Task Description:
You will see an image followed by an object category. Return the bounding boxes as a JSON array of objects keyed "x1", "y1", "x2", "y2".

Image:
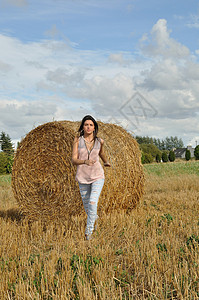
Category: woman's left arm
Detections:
[{"x1": 99, "y1": 139, "x2": 111, "y2": 167}]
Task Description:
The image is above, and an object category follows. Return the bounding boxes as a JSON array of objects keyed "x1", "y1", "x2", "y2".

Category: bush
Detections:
[
  {"x1": 156, "y1": 153, "x2": 161, "y2": 163},
  {"x1": 141, "y1": 152, "x2": 145, "y2": 164},
  {"x1": 140, "y1": 143, "x2": 162, "y2": 164},
  {"x1": 6, "y1": 155, "x2": 14, "y2": 173},
  {"x1": 0, "y1": 152, "x2": 8, "y2": 174},
  {"x1": 168, "y1": 150, "x2": 175, "y2": 162},
  {"x1": 140, "y1": 144, "x2": 161, "y2": 160},
  {"x1": 162, "y1": 152, "x2": 168, "y2": 163},
  {"x1": 142, "y1": 153, "x2": 153, "y2": 164},
  {"x1": 185, "y1": 149, "x2": 191, "y2": 161},
  {"x1": 194, "y1": 145, "x2": 199, "y2": 160},
  {"x1": 0, "y1": 152, "x2": 14, "y2": 174}
]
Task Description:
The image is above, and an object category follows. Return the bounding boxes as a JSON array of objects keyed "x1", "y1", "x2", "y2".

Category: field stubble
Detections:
[{"x1": 0, "y1": 162, "x2": 199, "y2": 299}]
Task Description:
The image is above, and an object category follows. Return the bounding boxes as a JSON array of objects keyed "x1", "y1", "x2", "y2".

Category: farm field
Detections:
[{"x1": 0, "y1": 161, "x2": 199, "y2": 299}]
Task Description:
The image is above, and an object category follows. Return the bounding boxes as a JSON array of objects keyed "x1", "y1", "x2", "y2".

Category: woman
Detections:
[{"x1": 72, "y1": 115, "x2": 110, "y2": 240}]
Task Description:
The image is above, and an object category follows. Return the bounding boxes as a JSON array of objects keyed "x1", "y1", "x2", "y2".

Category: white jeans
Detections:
[{"x1": 78, "y1": 179, "x2": 104, "y2": 236}]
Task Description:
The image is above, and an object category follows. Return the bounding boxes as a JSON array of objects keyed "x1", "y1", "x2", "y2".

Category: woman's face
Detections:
[{"x1": 83, "y1": 119, "x2": 95, "y2": 135}]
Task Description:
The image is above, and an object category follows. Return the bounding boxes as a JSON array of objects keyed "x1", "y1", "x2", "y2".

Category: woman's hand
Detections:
[{"x1": 85, "y1": 159, "x2": 96, "y2": 166}]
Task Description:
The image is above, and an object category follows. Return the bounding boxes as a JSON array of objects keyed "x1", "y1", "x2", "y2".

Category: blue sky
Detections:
[
  {"x1": 1, "y1": 0, "x2": 199, "y2": 51},
  {"x1": 1, "y1": 0, "x2": 199, "y2": 147}
]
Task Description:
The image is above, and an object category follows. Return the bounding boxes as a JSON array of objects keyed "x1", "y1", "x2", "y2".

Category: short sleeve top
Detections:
[{"x1": 75, "y1": 136, "x2": 105, "y2": 184}]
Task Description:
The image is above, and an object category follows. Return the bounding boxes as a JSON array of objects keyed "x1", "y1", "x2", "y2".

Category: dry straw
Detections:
[{"x1": 12, "y1": 121, "x2": 145, "y2": 221}]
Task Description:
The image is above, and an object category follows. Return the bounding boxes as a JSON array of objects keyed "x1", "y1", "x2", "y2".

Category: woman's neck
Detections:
[{"x1": 83, "y1": 133, "x2": 94, "y2": 142}]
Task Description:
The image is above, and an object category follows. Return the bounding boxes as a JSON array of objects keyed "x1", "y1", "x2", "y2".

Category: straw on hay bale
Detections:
[{"x1": 12, "y1": 121, "x2": 145, "y2": 221}]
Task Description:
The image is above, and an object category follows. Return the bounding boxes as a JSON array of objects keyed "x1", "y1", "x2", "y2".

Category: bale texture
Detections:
[{"x1": 12, "y1": 121, "x2": 145, "y2": 221}]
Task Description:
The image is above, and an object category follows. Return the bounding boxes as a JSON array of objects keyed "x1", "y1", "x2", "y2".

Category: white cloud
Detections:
[
  {"x1": 0, "y1": 60, "x2": 12, "y2": 72},
  {"x1": 0, "y1": 34, "x2": 79, "y2": 96},
  {"x1": 133, "y1": 115, "x2": 199, "y2": 145},
  {"x1": 140, "y1": 19, "x2": 190, "y2": 59},
  {"x1": 107, "y1": 53, "x2": 133, "y2": 66},
  {"x1": 0, "y1": 99, "x2": 57, "y2": 139},
  {"x1": 189, "y1": 137, "x2": 199, "y2": 147},
  {"x1": 46, "y1": 68, "x2": 86, "y2": 87},
  {"x1": 136, "y1": 19, "x2": 199, "y2": 128},
  {"x1": 140, "y1": 59, "x2": 184, "y2": 90},
  {"x1": 186, "y1": 14, "x2": 199, "y2": 28},
  {"x1": 1, "y1": 18, "x2": 199, "y2": 147}
]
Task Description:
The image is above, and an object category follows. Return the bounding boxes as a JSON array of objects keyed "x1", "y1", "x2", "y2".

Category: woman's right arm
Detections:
[{"x1": 72, "y1": 136, "x2": 86, "y2": 166}]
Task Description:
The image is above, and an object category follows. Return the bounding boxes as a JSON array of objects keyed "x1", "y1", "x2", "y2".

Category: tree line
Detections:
[
  {"x1": 136, "y1": 135, "x2": 199, "y2": 164},
  {"x1": 135, "y1": 135, "x2": 184, "y2": 150}
]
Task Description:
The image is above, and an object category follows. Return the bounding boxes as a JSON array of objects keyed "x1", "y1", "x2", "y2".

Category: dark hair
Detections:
[{"x1": 78, "y1": 115, "x2": 98, "y2": 139}]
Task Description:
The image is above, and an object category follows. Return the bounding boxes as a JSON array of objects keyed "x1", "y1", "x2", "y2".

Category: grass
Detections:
[
  {"x1": 0, "y1": 161, "x2": 199, "y2": 299},
  {"x1": 0, "y1": 174, "x2": 12, "y2": 185},
  {"x1": 144, "y1": 160, "x2": 199, "y2": 176}
]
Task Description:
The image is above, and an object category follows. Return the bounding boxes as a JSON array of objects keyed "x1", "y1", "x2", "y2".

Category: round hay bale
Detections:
[{"x1": 12, "y1": 121, "x2": 145, "y2": 221}]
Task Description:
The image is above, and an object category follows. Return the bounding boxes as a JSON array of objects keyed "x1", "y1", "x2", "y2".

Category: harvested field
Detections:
[{"x1": 0, "y1": 161, "x2": 199, "y2": 299}]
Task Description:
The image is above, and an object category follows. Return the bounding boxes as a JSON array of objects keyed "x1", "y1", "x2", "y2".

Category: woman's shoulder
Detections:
[
  {"x1": 73, "y1": 135, "x2": 80, "y2": 143},
  {"x1": 97, "y1": 137, "x2": 104, "y2": 144}
]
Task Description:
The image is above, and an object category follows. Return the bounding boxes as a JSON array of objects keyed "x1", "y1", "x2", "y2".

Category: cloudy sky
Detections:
[{"x1": 1, "y1": 0, "x2": 199, "y2": 147}]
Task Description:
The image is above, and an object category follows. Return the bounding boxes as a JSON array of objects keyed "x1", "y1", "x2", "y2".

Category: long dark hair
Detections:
[{"x1": 78, "y1": 115, "x2": 98, "y2": 140}]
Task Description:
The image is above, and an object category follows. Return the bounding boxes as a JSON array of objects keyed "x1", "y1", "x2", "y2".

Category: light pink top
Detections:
[{"x1": 75, "y1": 136, "x2": 105, "y2": 184}]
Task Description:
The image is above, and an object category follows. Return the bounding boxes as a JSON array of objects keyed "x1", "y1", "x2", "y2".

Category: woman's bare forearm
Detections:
[
  {"x1": 72, "y1": 158, "x2": 85, "y2": 165},
  {"x1": 99, "y1": 153, "x2": 108, "y2": 164}
]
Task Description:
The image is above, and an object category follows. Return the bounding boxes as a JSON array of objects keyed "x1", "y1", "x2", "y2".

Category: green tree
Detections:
[
  {"x1": 168, "y1": 150, "x2": 175, "y2": 162},
  {"x1": 156, "y1": 153, "x2": 161, "y2": 163},
  {"x1": 139, "y1": 144, "x2": 161, "y2": 161},
  {"x1": 142, "y1": 153, "x2": 153, "y2": 164},
  {"x1": 153, "y1": 138, "x2": 162, "y2": 149},
  {"x1": 185, "y1": 149, "x2": 191, "y2": 161},
  {"x1": 163, "y1": 136, "x2": 184, "y2": 151},
  {"x1": 0, "y1": 131, "x2": 14, "y2": 155},
  {"x1": 162, "y1": 152, "x2": 168, "y2": 163},
  {"x1": 165, "y1": 137, "x2": 173, "y2": 151},
  {"x1": 194, "y1": 145, "x2": 199, "y2": 160},
  {"x1": 136, "y1": 136, "x2": 153, "y2": 145},
  {"x1": 0, "y1": 132, "x2": 14, "y2": 174},
  {"x1": 137, "y1": 135, "x2": 184, "y2": 151},
  {"x1": 6, "y1": 155, "x2": 14, "y2": 173}
]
